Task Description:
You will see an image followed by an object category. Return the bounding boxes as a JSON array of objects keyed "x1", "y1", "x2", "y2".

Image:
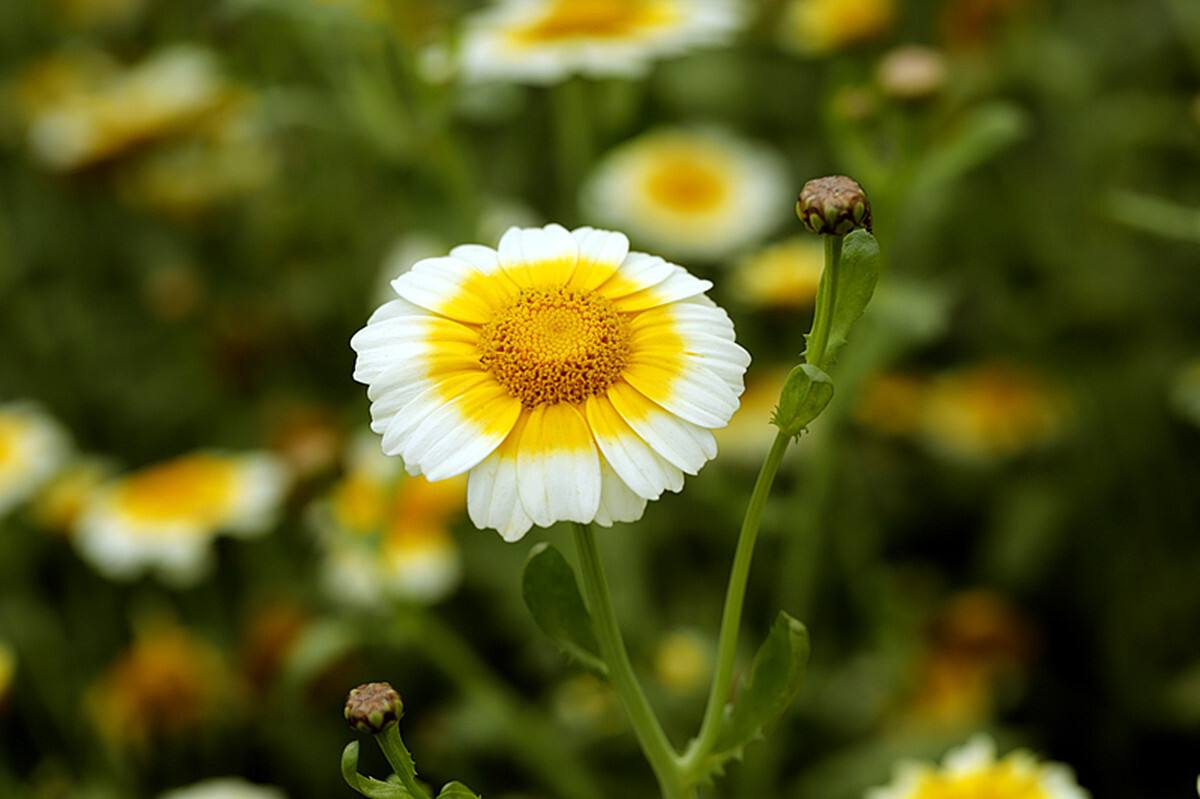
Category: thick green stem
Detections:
[
  {"x1": 805, "y1": 235, "x2": 843, "y2": 369},
  {"x1": 682, "y1": 430, "x2": 791, "y2": 773},
  {"x1": 572, "y1": 524, "x2": 690, "y2": 799},
  {"x1": 377, "y1": 725, "x2": 431, "y2": 799}
]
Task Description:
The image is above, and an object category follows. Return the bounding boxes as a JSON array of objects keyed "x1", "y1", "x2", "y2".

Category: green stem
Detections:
[
  {"x1": 681, "y1": 430, "x2": 791, "y2": 774},
  {"x1": 377, "y1": 725, "x2": 431, "y2": 799},
  {"x1": 805, "y1": 235, "x2": 844, "y2": 369},
  {"x1": 572, "y1": 524, "x2": 690, "y2": 799},
  {"x1": 552, "y1": 79, "x2": 592, "y2": 222}
]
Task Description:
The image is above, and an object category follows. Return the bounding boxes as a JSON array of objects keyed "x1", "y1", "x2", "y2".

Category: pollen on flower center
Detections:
[{"x1": 478, "y1": 287, "x2": 631, "y2": 408}]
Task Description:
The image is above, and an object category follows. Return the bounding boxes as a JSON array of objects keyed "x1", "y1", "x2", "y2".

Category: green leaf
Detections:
[
  {"x1": 913, "y1": 102, "x2": 1030, "y2": 194},
  {"x1": 436, "y1": 782, "x2": 482, "y2": 799},
  {"x1": 341, "y1": 742, "x2": 412, "y2": 799},
  {"x1": 712, "y1": 612, "x2": 810, "y2": 756},
  {"x1": 522, "y1": 543, "x2": 607, "y2": 675},
  {"x1": 772, "y1": 363, "x2": 834, "y2": 437},
  {"x1": 825, "y1": 229, "x2": 881, "y2": 362}
]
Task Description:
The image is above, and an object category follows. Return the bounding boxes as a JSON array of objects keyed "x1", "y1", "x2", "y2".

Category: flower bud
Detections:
[
  {"x1": 796, "y1": 176, "x2": 872, "y2": 235},
  {"x1": 344, "y1": 682, "x2": 404, "y2": 734}
]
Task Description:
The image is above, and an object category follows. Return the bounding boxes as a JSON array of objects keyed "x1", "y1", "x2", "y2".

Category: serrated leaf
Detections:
[
  {"x1": 712, "y1": 612, "x2": 810, "y2": 754},
  {"x1": 825, "y1": 229, "x2": 880, "y2": 363},
  {"x1": 341, "y1": 742, "x2": 412, "y2": 799},
  {"x1": 437, "y1": 782, "x2": 482, "y2": 799},
  {"x1": 772, "y1": 363, "x2": 835, "y2": 436},
  {"x1": 522, "y1": 543, "x2": 607, "y2": 675}
]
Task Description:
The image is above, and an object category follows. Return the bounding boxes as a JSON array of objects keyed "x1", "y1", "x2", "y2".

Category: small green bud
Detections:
[
  {"x1": 344, "y1": 682, "x2": 404, "y2": 734},
  {"x1": 772, "y1": 363, "x2": 835, "y2": 437},
  {"x1": 796, "y1": 176, "x2": 872, "y2": 235}
]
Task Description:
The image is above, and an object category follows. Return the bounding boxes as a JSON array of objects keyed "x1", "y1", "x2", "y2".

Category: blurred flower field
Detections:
[{"x1": 1, "y1": 0, "x2": 1200, "y2": 797}]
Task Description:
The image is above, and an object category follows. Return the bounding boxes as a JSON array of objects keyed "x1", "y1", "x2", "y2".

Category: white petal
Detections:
[
  {"x1": 569, "y1": 226, "x2": 630, "y2": 291},
  {"x1": 497, "y1": 223, "x2": 579, "y2": 287},
  {"x1": 593, "y1": 461, "x2": 647, "y2": 527},
  {"x1": 622, "y1": 356, "x2": 741, "y2": 429},
  {"x1": 516, "y1": 403, "x2": 601, "y2": 527},
  {"x1": 585, "y1": 394, "x2": 685, "y2": 500},
  {"x1": 606, "y1": 382, "x2": 717, "y2": 474},
  {"x1": 467, "y1": 418, "x2": 535, "y2": 542},
  {"x1": 400, "y1": 381, "x2": 522, "y2": 481}
]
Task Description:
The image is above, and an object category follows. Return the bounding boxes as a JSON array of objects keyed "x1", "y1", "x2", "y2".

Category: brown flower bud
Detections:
[
  {"x1": 345, "y1": 682, "x2": 404, "y2": 734},
  {"x1": 796, "y1": 176, "x2": 872, "y2": 236}
]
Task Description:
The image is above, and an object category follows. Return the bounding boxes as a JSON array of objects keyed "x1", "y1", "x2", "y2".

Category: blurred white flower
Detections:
[
  {"x1": 159, "y1": 778, "x2": 286, "y2": 799},
  {"x1": 75, "y1": 451, "x2": 289, "y2": 585},
  {"x1": 583, "y1": 128, "x2": 790, "y2": 260},
  {"x1": 0, "y1": 402, "x2": 71, "y2": 518},
  {"x1": 460, "y1": 0, "x2": 742, "y2": 85}
]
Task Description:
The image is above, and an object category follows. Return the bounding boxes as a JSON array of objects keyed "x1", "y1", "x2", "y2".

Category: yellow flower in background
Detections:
[
  {"x1": 0, "y1": 403, "x2": 71, "y2": 518},
  {"x1": 583, "y1": 129, "x2": 790, "y2": 260},
  {"x1": 30, "y1": 457, "x2": 114, "y2": 535},
  {"x1": 734, "y1": 237, "x2": 825, "y2": 309},
  {"x1": 89, "y1": 623, "x2": 229, "y2": 750},
  {"x1": 552, "y1": 674, "x2": 621, "y2": 733},
  {"x1": 0, "y1": 640, "x2": 14, "y2": 708},
  {"x1": 920, "y1": 363, "x2": 1066, "y2": 462},
  {"x1": 352, "y1": 224, "x2": 749, "y2": 541},
  {"x1": 14, "y1": 46, "x2": 233, "y2": 171},
  {"x1": 867, "y1": 735, "x2": 1089, "y2": 799},
  {"x1": 714, "y1": 366, "x2": 791, "y2": 462},
  {"x1": 158, "y1": 779, "x2": 287, "y2": 799},
  {"x1": 460, "y1": 0, "x2": 741, "y2": 84},
  {"x1": 782, "y1": 0, "x2": 895, "y2": 56},
  {"x1": 1170, "y1": 358, "x2": 1200, "y2": 429},
  {"x1": 856, "y1": 371, "x2": 929, "y2": 437},
  {"x1": 75, "y1": 451, "x2": 289, "y2": 585},
  {"x1": 654, "y1": 629, "x2": 711, "y2": 696},
  {"x1": 315, "y1": 435, "x2": 465, "y2": 605}
]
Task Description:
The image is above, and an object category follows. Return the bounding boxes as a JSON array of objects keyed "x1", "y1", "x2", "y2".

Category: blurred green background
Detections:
[{"x1": 1, "y1": 0, "x2": 1199, "y2": 797}]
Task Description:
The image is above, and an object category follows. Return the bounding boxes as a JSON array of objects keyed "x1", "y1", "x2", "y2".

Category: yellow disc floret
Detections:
[
  {"x1": 510, "y1": 0, "x2": 678, "y2": 46},
  {"x1": 478, "y1": 287, "x2": 631, "y2": 408},
  {"x1": 907, "y1": 759, "x2": 1052, "y2": 799},
  {"x1": 114, "y1": 453, "x2": 237, "y2": 526}
]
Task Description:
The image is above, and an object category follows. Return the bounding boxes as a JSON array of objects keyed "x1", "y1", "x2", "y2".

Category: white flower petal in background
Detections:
[
  {"x1": 158, "y1": 778, "x2": 287, "y2": 799},
  {"x1": 0, "y1": 402, "x2": 72, "y2": 518}
]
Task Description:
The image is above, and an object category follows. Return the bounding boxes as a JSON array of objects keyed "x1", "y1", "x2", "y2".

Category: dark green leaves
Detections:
[
  {"x1": 341, "y1": 742, "x2": 412, "y2": 799},
  {"x1": 772, "y1": 364, "x2": 835, "y2": 437},
  {"x1": 825, "y1": 229, "x2": 881, "y2": 364},
  {"x1": 521, "y1": 543, "x2": 606, "y2": 674},
  {"x1": 713, "y1": 612, "x2": 810, "y2": 755}
]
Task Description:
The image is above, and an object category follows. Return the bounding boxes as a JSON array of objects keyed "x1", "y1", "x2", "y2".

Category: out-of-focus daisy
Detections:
[
  {"x1": 714, "y1": 366, "x2": 791, "y2": 462},
  {"x1": 552, "y1": 674, "x2": 621, "y2": 734},
  {"x1": 0, "y1": 403, "x2": 71, "y2": 518},
  {"x1": 583, "y1": 129, "x2": 789, "y2": 260},
  {"x1": 0, "y1": 640, "x2": 14, "y2": 710},
  {"x1": 159, "y1": 779, "x2": 286, "y2": 799},
  {"x1": 877, "y1": 45, "x2": 948, "y2": 102},
  {"x1": 1170, "y1": 359, "x2": 1200, "y2": 429},
  {"x1": 314, "y1": 435, "x2": 464, "y2": 605},
  {"x1": 351, "y1": 224, "x2": 750, "y2": 541},
  {"x1": 782, "y1": 0, "x2": 895, "y2": 56},
  {"x1": 14, "y1": 46, "x2": 233, "y2": 171},
  {"x1": 867, "y1": 735, "x2": 1089, "y2": 799},
  {"x1": 460, "y1": 0, "x2": 741, "y2": 85},
  {"x1": 654, "y1": 629, "x2": 711, "y2": 696},
  {"x1": 30, "y1": 457, "x2": 113, "y2": 535},
  {"x1": 75, "y1": 451, "x2": 288, "y2": 585},
  {"x1": 856, "y1": 371, "x2": 928, "y2": 438},
  {"x1": 920, "y1": 363, "x2": 1066, "y2": 462},
  {"x1": 89, "y1": 623, "x2": 229, "y2": 750},
  {"x1": 734, "y1": 237, "x2": 824, "y2": 309}
]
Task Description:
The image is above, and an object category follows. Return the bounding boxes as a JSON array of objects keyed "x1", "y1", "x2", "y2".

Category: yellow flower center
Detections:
[
  {"x1": 510, "y1": 0, "x2": 676, "y2": 45},
  {"x1": 908, "y1": 762, "x2": 1052, "y2": 799},
  {"x1": 478, "y1": 287, "x2": 631, "y2": 408},
  {"x1": 114, "y1": 454, "x2": 237, "y2": 526},
  {"x1": 643, "y1": 155, "x2": 730, "y2": 214},
  {"x1": 0, "y1": 418, "x2": 18, "y2": 473}
]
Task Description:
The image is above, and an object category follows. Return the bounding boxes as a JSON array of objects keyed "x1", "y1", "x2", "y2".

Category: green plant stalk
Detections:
[
  {"x1": 572, "y1": 523, "x2": 691, "y2": 799},
  {"x1": 683, "y1": 233, "x2": 844, "y2": 775},
  {"x1": 377, "y1": 725, "x2": 431, "y2": 799},
  {"x1": 553, "y1": 79, "x2": 592, "y2": 221}
]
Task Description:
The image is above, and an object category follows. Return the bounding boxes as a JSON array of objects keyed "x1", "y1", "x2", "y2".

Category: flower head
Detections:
[
  {"x1": 654, "y1": 629, "x2": 711, "y2": 696},
  {"x1": 0, "y1": 402, "x2": 71, "y2": 518},
  {"x1": 352, "y1": 224, "x2": 750, "y2": 541},
  {"x1": 583, "y1": 129, "x2": 790, "y2": 260},
  {"x1": 868, "y1": 735, "x2": 1089, "y2": 799},
  {"x1": 314, "y1": 434, "x2": 464, "y2": 605},
  {"x1": 796, "y1": 175, "x2": 872, "y2": 236},
  {"x1": 460, "y1": 0, "x2": 741, "y2": 84},
  {"x1": 345, "y1": 681, "x2": 404, "y2": 733},
  {"x1": 158, "y1": 779, "x2": 286, "y2": 799},
  {"x1": 782, "y1": 0, "x2": 895, "y2": 56},
  {"x1": 75, "y1": 450, "x2": 289, "y2": 584}
]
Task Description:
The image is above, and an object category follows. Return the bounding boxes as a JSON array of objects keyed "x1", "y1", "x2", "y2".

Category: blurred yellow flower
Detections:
[
  {"x1": 315, "y1": 435, "x2": 465, "y2": 605},
  {"x1": 75, "y1": 451, "x2": 289, "y2": 585},
  {"x1": 30, "y1": 457, "x2": 113, "y2": 535},
  {"x1": 867, "y1": 735, "x2": 1089, "y2": 799},
  {"x1": 714, "y1": 366, "x2": 791, "y2": 462},
  {"x1": 783, "y1": 0, "x2": 895, "y2": 56},
  {"x1": 654, "y1": 629, "x2": 711, "y2": 696},
  {"x1": 0, "y1": 402, "x2": 71, "y2": 518},
  {"x1": 158, "y1": 779, "x2": 287, "y2": 799},
  {"x1": 89, "y1": 623, "x2": 229, "y2": 750},
  {"x1": 856, "y1": 371, "x2": 929, "y2": 437},
  {"x1": 14, "y1": 46, "x2": 234, "y2": 171},
  {"x1": 734, "y1": 237, "x2": 825, "y2": 309},
  {"x1": 460, "y1": 0, "x2": 741, "y2": 84},
  {"x1": 552, "y1": 674, "x2": 621, "y2": 733},
  {"x1": 0, "y1": 640, "x2": 14, "y2": 709},
  {"x1": 583, "y1": 129, "x2": 789, "y2": 259}
]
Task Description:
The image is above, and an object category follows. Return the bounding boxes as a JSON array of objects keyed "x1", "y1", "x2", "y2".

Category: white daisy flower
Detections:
[
  {"x1": 351, "y1": 223, "x2": 750, "y2": 542},
  {"x1": 314, "y1": 434, "x2": 464, "y2": 606},
  {"x1": 0, "y1": 402, "x2": 71, "y2": 518},
  {"x1": 582, "y1": 128, "x2": 791, "y2": 260},
  {"x1": 158, "y1": 778, "x2": 286, "y2": 799},
  {"x1": 460, "y1": 0, "x2": 742, "y2": 85},
  {"x1": 868, "y1": 735, "x2": 1090, "y2": 799},
  {"x1": 75, "y1": 451, "x2": 289, "y2": 585}
]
